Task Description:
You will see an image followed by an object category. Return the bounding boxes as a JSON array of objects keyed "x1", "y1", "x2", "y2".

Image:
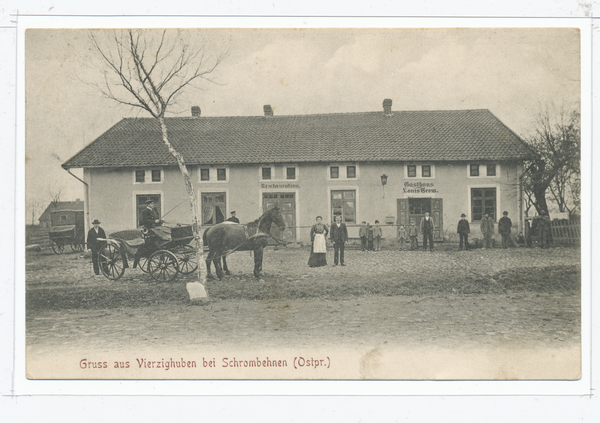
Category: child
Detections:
[
  {"x1": 359, "y1": 221, "x2": 368, "y2": 251},
  {"x1": 367, "y1": 223, "x2": 374, "y2": 251},
  {"x1": 397, "y1": 224, "x2": 407, "y2": 250},
  {"x1": 373, "y1": 220, "x2": 383, "y2": 251},
  {"x1": 408, "y1": 220, "x2": 419, "y2": 250}
]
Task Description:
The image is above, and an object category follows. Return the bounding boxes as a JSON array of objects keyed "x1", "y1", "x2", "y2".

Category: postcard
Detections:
[{"x1": 22, "y1": 25, "x2": 586, "y2": 385}]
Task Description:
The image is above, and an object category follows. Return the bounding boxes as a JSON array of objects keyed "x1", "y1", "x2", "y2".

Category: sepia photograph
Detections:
[{"x1": 24, "y1": 27, "x2": 582, "y2": 380}]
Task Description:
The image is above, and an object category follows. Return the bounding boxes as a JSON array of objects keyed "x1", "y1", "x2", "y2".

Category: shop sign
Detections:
[
  {"x1": 403, "y1": 181, "x2": 438, "y2": 194},
  {"x1": 261, "y1": 183, "x2": 300, "y2": 189}
]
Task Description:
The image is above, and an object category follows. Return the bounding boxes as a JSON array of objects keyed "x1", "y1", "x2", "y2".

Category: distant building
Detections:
[
  {"x1": 62, "y1": 100, "x2": 531, "y2": 242},
  {"x1": 38, "y1": 199, "x2": 84, "y2": 228}
]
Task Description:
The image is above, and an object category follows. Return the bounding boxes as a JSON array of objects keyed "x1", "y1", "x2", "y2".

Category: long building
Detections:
[{"x1": 62, "y1": 100, "x2": 531, "y2": 244}]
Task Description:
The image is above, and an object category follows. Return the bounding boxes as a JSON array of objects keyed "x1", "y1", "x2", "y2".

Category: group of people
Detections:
[
  {"x1": 358, "y1": 221, "x2": 383, "y2": 251},
  {"x1": 307, "y1": 208, "x2": 538, "y2": 268},
  {"x1": 456, "y1": 211, "x2": 517, "y2": 250}
]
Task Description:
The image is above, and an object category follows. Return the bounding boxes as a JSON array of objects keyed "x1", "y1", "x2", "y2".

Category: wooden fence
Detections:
[{"x1": 551, "y1": 219, "x2": 580, "y2": 245}]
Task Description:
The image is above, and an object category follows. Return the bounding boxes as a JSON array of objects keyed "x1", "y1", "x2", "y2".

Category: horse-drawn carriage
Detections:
[
  {"x1": 96, "y1": 206, "x2": 286, "y2": 282},
  {"x1": 98, "y1": 224, "x2": 198, "y2": 282},
  {"x1": 49, "y1": 209, "x2": 85, "y2": 254}
]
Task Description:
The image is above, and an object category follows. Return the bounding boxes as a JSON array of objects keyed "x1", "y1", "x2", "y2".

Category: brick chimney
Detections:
[
  {"x1": 383, "y1": 99, "x2": 393, "y2": 117},
  {"x1": 263, "y1": 105, "x2": 273, "y2": 117},
  {"x1": 191, "y1": 106, "x2": 201, "y2": 117}
]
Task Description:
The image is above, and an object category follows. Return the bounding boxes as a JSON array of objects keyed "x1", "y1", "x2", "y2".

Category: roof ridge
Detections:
[{"x1": 120, "y1": 108, "x2": 492, "y2": 120}]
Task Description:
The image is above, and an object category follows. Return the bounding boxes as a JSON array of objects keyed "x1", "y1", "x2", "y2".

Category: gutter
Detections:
[{"x1": 65, "y1": 168, "x2": 90, "y2": 237}]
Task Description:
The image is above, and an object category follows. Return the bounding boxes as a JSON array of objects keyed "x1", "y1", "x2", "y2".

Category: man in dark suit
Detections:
[
  {"x1": 226, "y1": 211, "x2": 240, "y2": 223},
  {"x1": 86, "y1": 219, "x2": 106, "y2": 276},
  {"x1": 330, "y1": 215, "x2": 348, "y2": 266},
  {"x1": 420, "y1": 212, "x2": 435, "y2": 251},
  {"x1": 498, "y1": 211, "x2": 512, "y2": 249},
  {"x1": 140, "y1": 199, "x2": 160, "y2": 229}
]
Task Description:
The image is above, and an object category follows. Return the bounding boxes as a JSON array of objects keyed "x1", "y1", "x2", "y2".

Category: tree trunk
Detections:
[{"x1": 159, "y1": 117, "x2": 208, "y2": 299}]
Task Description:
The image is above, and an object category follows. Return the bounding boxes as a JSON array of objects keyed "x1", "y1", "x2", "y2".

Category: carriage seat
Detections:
[{"x1": 122, "y1": 238, "x2": 145, "y2": 248}]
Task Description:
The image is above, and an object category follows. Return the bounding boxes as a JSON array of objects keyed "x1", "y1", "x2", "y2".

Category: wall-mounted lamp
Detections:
[{"x1": 381, "y1": 174, "x2": 388, "y2": 197}]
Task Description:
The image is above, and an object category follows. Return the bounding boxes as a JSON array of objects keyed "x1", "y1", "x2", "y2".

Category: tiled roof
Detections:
[{"x1": 62, "y1": 109, "x2": 532, "y2": 169}]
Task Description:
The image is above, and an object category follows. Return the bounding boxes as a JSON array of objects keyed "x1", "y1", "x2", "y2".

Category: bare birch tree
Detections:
[{"x1": 89, "y1": 29, "x2": 226, "y2": 297}]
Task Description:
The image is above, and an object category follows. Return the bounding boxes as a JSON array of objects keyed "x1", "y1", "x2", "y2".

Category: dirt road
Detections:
[{"x1": 25, "y1": 246, "x2": 581, "y2": 379}]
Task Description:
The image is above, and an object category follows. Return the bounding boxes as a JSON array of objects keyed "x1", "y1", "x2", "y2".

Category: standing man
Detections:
[
  {"x1": 498, "y1": 211, "x2": 512, "y2": 249},
  {"x1": 480, "y1": 213, "x2": 495, "y2": 249},
  {"x1": 86, "y1": 219, "x2": 106, "y2": 276},
  {"x1": 537, "y1": 210, "x2": 552, "y2": 249},
  {"x1": 457, "y1": 213, "x2": 470, "y2": 251},
  {"x1": 140, "y1": 199, "x2": 160, "y2": 229},
  {"x1": 420, "y1": 212, "x2": 435, "y2": 252},
  {"x1": 330, "y1": 215, "x2": 348, "y2": 266},
  {"x1": 373, "y1": 220, "x2": 383, "y2": 251},
  {"x1": 226, "y1": 211, "x2": 240, "y2": 223}
]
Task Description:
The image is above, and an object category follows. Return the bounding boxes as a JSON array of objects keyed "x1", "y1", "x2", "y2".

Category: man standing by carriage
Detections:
[{"x1": 86, "y1": 219, "x2": 106, "y2": 276}]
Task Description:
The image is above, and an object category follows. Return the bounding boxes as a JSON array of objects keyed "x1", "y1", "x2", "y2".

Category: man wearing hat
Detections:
[
  {"x1": 498, "y1": 211, "x2": 513, "y2": 249},
  {"x1": 86, "y1": 219, "x2": 106, "y2": 276},
  {"x1": 226, "y1": 210, "x2": 240, "y2": 223},
  {"x1": 457, "y1": 213, "x2": 470, "y2": 250},
  {"x1": 140, "y1": 199, "x2": 160, "y2": 229}
]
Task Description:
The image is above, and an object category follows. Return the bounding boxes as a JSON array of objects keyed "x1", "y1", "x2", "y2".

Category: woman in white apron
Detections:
[{"x1": 308, "y1": 216, "x2": 329, "y2": 267}]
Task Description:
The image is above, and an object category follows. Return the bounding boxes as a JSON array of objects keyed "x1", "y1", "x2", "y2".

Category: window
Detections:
[
  {"x1": 331, "y1": 190, "x2": 356, "y2": 223},
  {"x1": 330, "y1": 166, "x2": 339, "y2": 179},
  {"x1": 201, "y1": 192, "x2": 226, "y2": 225},
  {"x1": 217, "y1": 168, "x2": 227, "y2": 181},
  {"x1": 422, "y1": 165, "x2": 431, "y2": 178},
  {"x1": 262, "y1": 167, "x2": 272, "y2": 180},
  {"x1": 407, "y1": 165, "x2": 417, "y2": 178},
  {"x1": 60, "y1": 215, "x2": 67, "y2": 222},
  {"x1": 471, "y1": 188, "x2": 496, "y2": 221},
  {"x1": 135, "y1": 169, "x2": 163, "y2": 183},
  {"x1": 470, "y1": 164, "x2": 480, "y2": 177},
  {"x1": 487, "y1": 164, "x2": 496, "y2": 177},
  {"x1": 135, "y1": 170, "x2": 145, "y2": 183},
  {"x1": 346, "y1": 166, "x2": 356, "y2": 178},
  {"x1": 200, "y1": 169, "x2": 210, "y2": 181},
  {"x1": 286, "y1": 167, "x2": 296, "y2": 180}
]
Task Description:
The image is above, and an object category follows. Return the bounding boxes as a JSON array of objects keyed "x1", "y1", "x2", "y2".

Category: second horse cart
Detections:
[{"x1": 98, "y1": 225, "x2": 198, "y2": 282}]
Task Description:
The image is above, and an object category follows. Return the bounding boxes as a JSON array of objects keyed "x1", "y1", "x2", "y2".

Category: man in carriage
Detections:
[{"x1": 133, "y1": 199, "x2": 167, "y2": 269}]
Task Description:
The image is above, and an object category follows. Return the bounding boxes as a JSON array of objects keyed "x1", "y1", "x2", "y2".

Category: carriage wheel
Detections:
[
  {"x1": 51, "y1": 241, "x2": 64, "y2": 255},
  {"x1": 138, "y1": 255, "x2": 150, "y2": 273},
  {"x1": 148, "y1": 250, "x2": 179, "y2": 282},
  {"x1": 71, "y1": 243, "x2": 84, "y2": 252},
  {"x1": 98, "y1": 244, "x2": 126, "y2": 281},
  {"x1": 172, "y1": 244, "x2": 198, "y2": 275}
]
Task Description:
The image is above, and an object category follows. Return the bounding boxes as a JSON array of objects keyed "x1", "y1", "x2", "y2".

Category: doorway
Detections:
[{"x1": 397, "y1": 198, "x2": 444, "y2": 241}]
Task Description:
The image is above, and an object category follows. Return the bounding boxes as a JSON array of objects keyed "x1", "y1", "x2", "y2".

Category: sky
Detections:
[{"x1": 25, "y1": 27, "x2": 580, "y2": 217}]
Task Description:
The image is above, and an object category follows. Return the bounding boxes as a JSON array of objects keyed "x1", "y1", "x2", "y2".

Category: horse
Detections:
[{"x1": 202, "y1": 206, "x2": 286, "y2": 279}]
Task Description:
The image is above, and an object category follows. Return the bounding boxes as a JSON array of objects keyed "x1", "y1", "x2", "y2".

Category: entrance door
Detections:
[
  {"x1": 397, "y1": 198, "x2": 444, "y2": 241},
  {"x1": 431, "y1": 198, "x2": 444, "y2": 241},
  {"x1": 262, "y1": 192, "x2": 296, "y2": 242}
]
